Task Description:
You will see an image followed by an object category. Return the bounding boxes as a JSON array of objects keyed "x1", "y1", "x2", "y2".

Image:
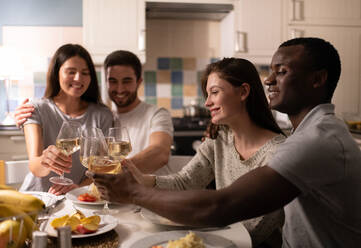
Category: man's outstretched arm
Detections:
[
  {"x1": 130, "y1": 131, "x2": 172, "y2": 173},
  {"x1": 89, "y1": 165, "x2": 300, "y2": 227}
]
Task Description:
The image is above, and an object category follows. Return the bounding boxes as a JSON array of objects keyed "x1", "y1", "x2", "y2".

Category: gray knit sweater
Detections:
[{"x1": 156, "y1": 129, "x2": 286, "y2": 246}]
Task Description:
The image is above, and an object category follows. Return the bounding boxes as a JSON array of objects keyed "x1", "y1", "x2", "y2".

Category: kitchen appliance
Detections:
[
  {"x1": 172, "y1": 117, "x2": 210, "y2": 155},
  {"x1": 182, "y1": 99, "x2": 210, "y2": 118},
  {"x1": 146, "y1": 2, "x2": 233, "y2": 21},
  {"x1": 183, "y1": 104, "x2": 210, "y2": 118}
]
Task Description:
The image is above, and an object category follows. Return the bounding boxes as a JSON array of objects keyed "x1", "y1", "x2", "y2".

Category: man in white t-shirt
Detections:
[
  {"x1": 104, "y1": 50, "x2": 173, "y2": 174},
  {"x1": 15, "y1": 50, "x2": 173, "y2": 174}
]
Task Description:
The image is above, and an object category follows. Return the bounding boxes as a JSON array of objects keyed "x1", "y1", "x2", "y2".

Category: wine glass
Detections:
[
  {"x1": 49, "y1": 121, "x2": 81, "y2": 185},
  {"x1": 81, "y1": 127, "x2": 120, "y2": 215},
  {"x1": 107, "y1": 127, "x2": 132, "y2": 160},
  {"x1": 80, "y1": 127, "x2": 106, "y2": 168}
]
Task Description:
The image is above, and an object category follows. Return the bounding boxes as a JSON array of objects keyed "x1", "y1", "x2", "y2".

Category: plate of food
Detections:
[
  {"x1": 45, "y1": 210, "x2": 117, "y2": 238},
  {"x1": 140, "y1": 208, "x2": 184, "y2": 227},
  {"x1": 129, "y1": 230, "x2": 237, "y2": 248},
  {"x1": 65, "y1": 185, "x2": 106, "y2": 205}
]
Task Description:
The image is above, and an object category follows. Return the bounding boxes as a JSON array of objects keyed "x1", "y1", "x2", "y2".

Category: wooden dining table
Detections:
[{"x1": 49, "y1": 197, "x2": 252, "y2": 248}]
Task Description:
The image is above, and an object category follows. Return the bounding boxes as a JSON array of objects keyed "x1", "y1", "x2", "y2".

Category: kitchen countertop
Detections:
[
  {"x1": 0, "y1": 124, "x2": 19, "y2": 130},
  {"x1": 0, "y1": 125, "x2": 23, "y2": 136},
  {"x1": 351, "y1": 132, "x2": 361, "y2": 147}
]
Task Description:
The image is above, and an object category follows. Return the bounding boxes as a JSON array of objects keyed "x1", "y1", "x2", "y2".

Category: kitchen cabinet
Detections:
[
  {"x1": 284, "y1": 0, "x2": 361, "y2": 116},
  {"x1": 83, "y1": 0, "x2": 146, "y2": 65},
  {"x1": 232, "y1": 0, "x2": 284, "y2": 64},
  {"x1": 0, "y1": 130, "x2": 28, "y2": 161},
  {"x1": 286, "y1": 0, "x2": 361, "y2": 26},
  {"x1": 285, "y1": 25, "x2": 361, "y2": 115}
]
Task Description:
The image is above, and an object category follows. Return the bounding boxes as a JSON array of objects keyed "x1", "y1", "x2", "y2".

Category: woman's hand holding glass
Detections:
[
  {"x1": 41, "y1": 145, "x2": 72, "y2": 175},
  {"x1": 49, "y1": 121, "x2": 81, "y2": 185}
]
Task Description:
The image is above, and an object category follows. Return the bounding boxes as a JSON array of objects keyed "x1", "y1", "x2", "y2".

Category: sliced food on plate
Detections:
[
  {"x1": 50, "y1": 209, "x2": 101, "y2": 234},
  {"x1": 77, "y1": 193, "x2": 97, "y2": 202},
  {"x1": 77, "y1": 183, "x2": 100, "y2": 202},
  {"x1": 66, "y1": 184, "x2": 106, "y2": 205}
]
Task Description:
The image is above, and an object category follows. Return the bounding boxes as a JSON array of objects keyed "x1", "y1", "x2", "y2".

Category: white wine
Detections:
[
  {"x1": 105, "y1": 137, "x2": 113, "y2": 145},
  {"x1": 56, "y1": 138, "x2": 80, "y2": 156},
  {"x1": 79, "y1": 156, "x2": 89, "y2": 168},
  {"x1": 88, "y1": 156, "x2": 121, "y2": 174},
  {"x1": 108, "y1": 141, "x2": 132, "y2": 158}
]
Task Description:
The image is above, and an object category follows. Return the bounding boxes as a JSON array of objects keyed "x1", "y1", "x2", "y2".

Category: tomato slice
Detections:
[
  {"x1": 77, "y1": 194, "x2": 86, "y2": 201},
  {"x1": 78, "y1": 193, "x2": 97, "y2": 202},
  {"x1": 85, "y1": 194, "x2": 97, "y2": 202}
]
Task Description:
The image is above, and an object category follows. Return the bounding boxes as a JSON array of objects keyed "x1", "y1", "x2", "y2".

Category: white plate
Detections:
[
  {"x1": 141, "y1": 208, "x2": 184, "y2": 227},
  {"x1": 46, "y1": 215, "x2": 117, "y2": 238},
  {"x1": 22, "y1": 191, "x2": 60, "y2": 207},
  {"x1": 65, "y1": 186, "x2": 106, "y2": 205},
  {"x1": 130, "y1": 230, "x2": 237, "y2": 248}
]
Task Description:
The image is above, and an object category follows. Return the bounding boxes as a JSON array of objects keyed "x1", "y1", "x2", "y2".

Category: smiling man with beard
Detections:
[{"x1": 104, "y1": 50, "x2": 173, "y2": 174}]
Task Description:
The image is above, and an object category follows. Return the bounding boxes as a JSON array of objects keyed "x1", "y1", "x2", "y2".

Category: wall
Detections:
[
  {"x1": 142, "y1": 19, "x2": 221, "y2": 116},
  {"x1": 0, "y1": 0, "x2": 82, "y2": 45},
  {"x1": 0, "y1": 0, "x2": 82, "y2": 122}
]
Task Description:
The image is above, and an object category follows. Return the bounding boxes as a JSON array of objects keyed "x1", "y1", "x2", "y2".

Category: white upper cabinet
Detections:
[
  {"x1": 233, "y1": 0, "x2": 283, "y2": 64},
  {"x1": 83, "y1": 0, "x2": 146, "y2": 65},
  {"x1": 286, "y1": 25, "x2": 361, "y2": 115},
  {"x1": 286, "y1": 0, "x2": 361, "y2": 26},
  {"x1": 284, "y1": 0, "x2": 361, "y2": 116}
]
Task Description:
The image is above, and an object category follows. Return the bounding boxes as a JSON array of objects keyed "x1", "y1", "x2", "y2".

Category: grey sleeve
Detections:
[
  {"x1": 23, "y1": 101, "x2": 42, "y2": 126},
  {"x1": 99, "y1": 109, "x2": 114, "y2": 136},
  {"x1": 155, "y1": 139, "x2": 215, "y2": 190},
  {"x1": 243, "y1": 209, "x2": 284, "y2": 246}
]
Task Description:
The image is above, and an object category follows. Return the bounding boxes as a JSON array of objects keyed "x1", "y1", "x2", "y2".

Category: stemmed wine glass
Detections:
[
  {"x1": 49, "y1": 121, "x2": 81, "y2": 185},
  {"x1": 80, "y1": 127, "x2": 106, "y2": 169},
  {"x1": 107, "y1": 127, "x2": 132, "y2": 160},
  {"x1": 80, "y1": 127, "x2": 120, "y2": 215}
]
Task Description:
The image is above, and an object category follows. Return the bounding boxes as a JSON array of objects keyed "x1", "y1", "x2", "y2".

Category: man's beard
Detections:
[{"x1": 110, "y1": 91, "x2": 137, "y2": 108}]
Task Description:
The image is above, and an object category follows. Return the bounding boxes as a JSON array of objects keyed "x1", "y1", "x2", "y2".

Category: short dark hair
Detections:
[
  {"x1": 44, "y1": 44, "x2": 101, "y2": 103},
  {"x1": 104, "y1": 50, "x2": 142, "y2": 80},
  {"x1": 201, "y1": 58, "x2": 283, "y2": 138},
  {"x1": 279, "y1": 37, "x2": 341, "y2": 101}
]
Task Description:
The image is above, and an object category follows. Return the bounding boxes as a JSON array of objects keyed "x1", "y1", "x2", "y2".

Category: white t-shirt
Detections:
[{"x1": 114, "y1": 101, "x2": 174, "y2": 174}]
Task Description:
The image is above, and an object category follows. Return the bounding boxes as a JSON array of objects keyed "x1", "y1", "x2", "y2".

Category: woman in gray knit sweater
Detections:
[{"x1": 124, "y1": 58, "x2": 286, "y2": 247}]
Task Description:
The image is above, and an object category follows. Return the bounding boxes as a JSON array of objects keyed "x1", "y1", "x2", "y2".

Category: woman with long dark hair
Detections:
[
  {"x1": 21, "y1": 44, "x2": 113, "y2": 195},
  {"x1": 122, "y1": 58, "x2": 285, "y2": 247}
]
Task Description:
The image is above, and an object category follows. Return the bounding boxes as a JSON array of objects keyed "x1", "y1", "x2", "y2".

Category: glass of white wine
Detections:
[
  {"x1": 80, "y1": 127, "x2": 106, "y2": 169},
  {"x1": 107, "y1": 127, "x2": 132, "y2": 160},
  {"x1": 49, "y1": 121, "x2": 81, "y2": 185},
  {"x1": 81, "y1": 127, "x2": 120, "y2": 215}
]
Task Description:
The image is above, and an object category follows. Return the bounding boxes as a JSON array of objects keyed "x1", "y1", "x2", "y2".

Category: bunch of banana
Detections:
[
  {"x1": 0, "y1": 186, "x2": 45, "y2": 248},
  {"x1": 0, "y1": 190, "x2": 45, "y2": 213},
  {"x1": 0, "y1": 184, "x2": 15, "y2": 190}
]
